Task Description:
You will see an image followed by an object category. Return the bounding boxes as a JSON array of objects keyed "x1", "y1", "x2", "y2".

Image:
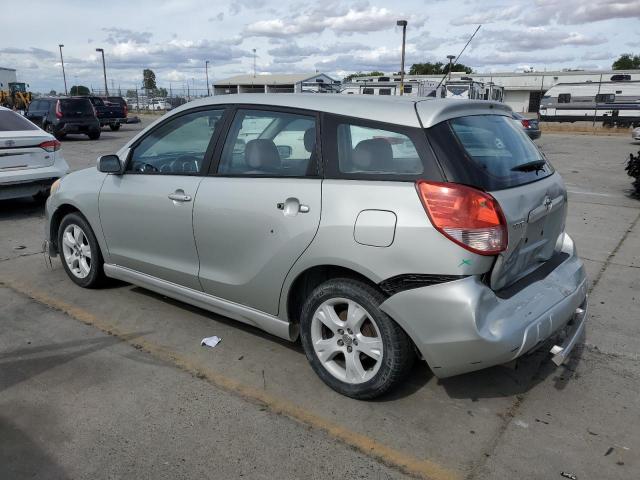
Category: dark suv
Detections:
[{"x1": 26, "y1": 97, "x2": 101, "y2": 140}]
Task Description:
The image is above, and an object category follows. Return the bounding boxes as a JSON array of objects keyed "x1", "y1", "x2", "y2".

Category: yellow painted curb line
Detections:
[{"x1": 2, "y1": 279, "x2": 461, "y2": 480}]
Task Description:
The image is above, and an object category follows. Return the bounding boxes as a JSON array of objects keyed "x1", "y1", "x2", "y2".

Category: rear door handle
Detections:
[
  {"x1": 277, "y1": 198, "x2": 310, "y2": 215},
  {"x1": 168, "y1": 190, "x2": 192, "y2": 202}
]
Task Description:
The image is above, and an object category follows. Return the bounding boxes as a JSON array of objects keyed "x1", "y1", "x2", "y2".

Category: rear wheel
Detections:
[
  {"x1": 88, "y1": 129, "x2": 101, "y2": 140},
  {"x1": 58, "y1": 213, "x2": 105, "y2": 288},
  {"x1": 109, "y1": 123, "x2": 121, "y2": 131},
  {"x1": 300, "y1": 278, "x2": 415, "y2": 399}
]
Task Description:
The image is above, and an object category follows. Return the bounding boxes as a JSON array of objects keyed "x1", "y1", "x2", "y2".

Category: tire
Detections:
[
  {"x1": 88, "y1": 129, "x2": 101, "y2": 140},
  {"x1": 32, "y1": 188, "x2": 50, "y2": 203},
  {"x1": 45, "y1": 122, "x2": 64, "y2": 140},
  {"x1": 109, "y1": 123, "x2": 121, "y2": 131},
  {"x1": 300, "y1": 278, "x2": 415, "y2": 399},
  {"x1": 57, "y1": 212, "x2": 106, "y2": 288}
]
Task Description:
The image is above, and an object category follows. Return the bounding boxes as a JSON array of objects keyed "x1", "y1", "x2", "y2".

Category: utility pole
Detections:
[
  {"x1": 252, "y1": 49, "x2": 256, "y2": 78},
  {"x1": 205, "y1": 60, "x2": 210, "y2": 96},
  {"x1": 58, "y1": 44, "x2": 68, "y2": 95},
  {"x1": 396, "y1": 20, "x2": 407, "y2": 95},
  {"x1": 446, "y1": 55, "x2": 456, "y2": 81},
  {"x1": 95, "y1": 48, "x2": 108, "y2": 96}
]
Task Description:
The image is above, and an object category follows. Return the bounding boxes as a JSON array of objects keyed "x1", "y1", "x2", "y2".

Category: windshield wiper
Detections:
[{"x1": 511, "y1": 160, "x2": 547, "y2": 173}]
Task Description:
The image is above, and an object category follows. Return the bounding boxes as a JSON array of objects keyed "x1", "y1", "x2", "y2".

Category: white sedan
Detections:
[
  {"x1": 0, "y1": 106, "x2": 69, "y2": 201},
  {"x1": 633, "y1": 126, "x2": 640, "y2": 142}
]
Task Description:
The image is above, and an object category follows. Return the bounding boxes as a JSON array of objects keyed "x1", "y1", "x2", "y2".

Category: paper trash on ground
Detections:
[{"x1": 201, "y1": 336, "x2": 221, "y2": 348}]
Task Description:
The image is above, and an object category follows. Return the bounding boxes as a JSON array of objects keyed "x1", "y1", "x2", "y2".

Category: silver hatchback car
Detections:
[{"x1": 45, "y1": 94, "x2": 587, "y2": 399}]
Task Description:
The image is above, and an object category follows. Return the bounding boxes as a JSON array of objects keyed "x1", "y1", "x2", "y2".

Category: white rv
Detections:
[
  {"x1": 443, "y1": 77, "x2": 485, "y2": 100},
  {"x1": 539, "y1": 77, "x2": 640, "y2": 127},
  {"x1": 340, "y1": 77, "x2": 441, "y2": 97}
]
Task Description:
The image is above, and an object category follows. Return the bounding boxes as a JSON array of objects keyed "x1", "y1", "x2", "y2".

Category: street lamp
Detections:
[
  {"x1": 252, "y1": 49, "x2": 257, "y2": 78},
  {"x1": 58, "y1": 44, "x2": 68, "y2": 95},
  {"x1": 205, "y1": 60, "x2": 210, "y2": 96},
  {"x1": 95, "y1": 48, "x2": 108, "y2": 96},
  {"x1": 396, "y1": 20, "x2": 407, "y2": 95},
  {"x1": 446, "y1": 54, "x2": 456, "y2": 81}
]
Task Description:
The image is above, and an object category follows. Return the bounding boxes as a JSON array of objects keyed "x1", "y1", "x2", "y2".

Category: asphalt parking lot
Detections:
[{"x1": 1, "y1": 120, "x2": 639, "y2": 480}]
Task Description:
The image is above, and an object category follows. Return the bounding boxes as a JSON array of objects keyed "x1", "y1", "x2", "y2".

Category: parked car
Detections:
[
  {"x1": 0, "y1": 106, "x2": 69, "y2": 201},
  {"x1": 512, "y1": 111, "x2": 541, "y2": 139},
  {"x1": 25, "y1": 97, "x2": 101, "y2": 140},
  {"x1": 633, "y1": 126, "x2": 640, "y2": 142},
  {"x1": 87, "y1": 96, "x2": 127, "y2": 131},
  {"x1": 44, "y1": 95, "x2": 588, "y2": 399},
  {"x1": 147, "y1": 99, "x2": 172, "y2": 111},
  {"x1": 105, "y1": 96, "x2": 129, "y2": 122}
]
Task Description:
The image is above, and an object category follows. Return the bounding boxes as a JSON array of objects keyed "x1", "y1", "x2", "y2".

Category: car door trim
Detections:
[{"x1": 103, "y1": 263, "x2": 292, "y2": 340}]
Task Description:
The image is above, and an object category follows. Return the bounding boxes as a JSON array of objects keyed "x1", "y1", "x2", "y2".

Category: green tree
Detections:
[
  {"x1": 154, "y1": 87, "x2": 168, "y2": 98},
  {"x1": 125, "y1": 89, "x2": 137, "y2": 98},
  {"x1": 343, "y1": 71, "x2": 385, "y2": 83},
  {"x1": 48, "y1": 89, "x2": 57, "y2": 96},
  {"x1": 612, "y1": 54, "x2": 640, "y2": 70},
  {"x1": 69, "y1": 85, "x2": 90, "y2": 95},
  {"x1": 409, "y1": 62, "x2": 473, "y2": 75},
  {"x1": 143, "y1": 69, "x2": 157, "y2": 90}
]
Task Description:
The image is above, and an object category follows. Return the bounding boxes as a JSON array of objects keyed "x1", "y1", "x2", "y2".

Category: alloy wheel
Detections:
[
  {"x1": 61, "y1": 224, "x2": 92, "y2": 279},
  {"x1": 310, "y1": 297, "x2": 383, "y2": 384}
]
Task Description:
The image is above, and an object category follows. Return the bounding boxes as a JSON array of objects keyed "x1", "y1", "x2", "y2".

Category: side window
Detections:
[
  {"x1": 336, "y1": 123, "x2": 424, "y2": 175},
  {"x1": 362, "y1": 88, "x2": 374, "y2": 95},
  {"x1": 217, "y1": 109, "x2": 317, "y2": 177},
  {"x1": 558, "y1": 93, "x2": 571, "y2": 103},
  {"x1": 27, "y1": 100, "x2": 40, "y2": 112},
  {"x1": 379, "y1": 88, "x2": 392, "y2": 96},
  {"x1": 595, "y1": 93, "x2": 615, "y2": 103},
  {"x1": 90, "y1": 97, "x2": 104, "y2": 106},
  {"x1": 127, "y1": 109, "x2": 224, "y2": 174}
]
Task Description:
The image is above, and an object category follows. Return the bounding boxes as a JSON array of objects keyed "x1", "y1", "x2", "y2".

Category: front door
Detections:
[
  {"x1": 194, "y1": 107, "x2": 322, "y2": 314},
  {"x1": 99, "y1": 107, "x2": 226, "y2": 290}
]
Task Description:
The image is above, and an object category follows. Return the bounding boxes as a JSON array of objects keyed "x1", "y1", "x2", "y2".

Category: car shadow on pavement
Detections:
[
  {"x1": 0, "y1": 333, "x2": 150, "y2": 393},
  {"x1": 0, "y1": 197, "x2": 45, "y2": 220},
  {"x1": 0, "y1": 416, "x2": 69, "y2": 480},
  {"x1": 438, "y1": 337, "x2": 584, "y2": 401}
]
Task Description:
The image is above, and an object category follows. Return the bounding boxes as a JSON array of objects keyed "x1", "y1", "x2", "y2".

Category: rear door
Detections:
[
  {"x1": 426, "y1": 112, "x2": 566, "y2": 291},
  {"x1": 193, "y1": 106, "x2": 322, "y2": 315},
  {"x1": 60, "y1": 98, "x2": 95, "y2": 122},
  {"x1": 99, "y1": 107, "x2": 227, "y2": 289}
]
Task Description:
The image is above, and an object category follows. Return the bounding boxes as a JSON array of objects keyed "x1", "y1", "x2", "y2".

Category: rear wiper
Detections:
[{"x1": 511, "y1": 160, "x2": 547, "y2": 173}]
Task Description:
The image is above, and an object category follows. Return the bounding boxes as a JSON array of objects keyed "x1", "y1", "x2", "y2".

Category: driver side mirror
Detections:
[{"x1": 97, "y1": 154, "x2": 122, "y2": 174}]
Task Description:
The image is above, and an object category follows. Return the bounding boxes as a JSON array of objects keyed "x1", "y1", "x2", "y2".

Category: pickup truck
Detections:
[{"x1": 86, "y1": 96, "x2": 127, "y2": 131}]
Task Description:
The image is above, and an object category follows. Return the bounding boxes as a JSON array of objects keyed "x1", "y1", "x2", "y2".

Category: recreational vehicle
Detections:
[
  {"x1": 340, "y1": 78, "x2": 440, "y2": 97},
  {"x1": 443, "y1": 77, "x2": 485, "y2": 100},
  {"x1": 539, "y1": 78, "x2": 640, "y2": 127}
]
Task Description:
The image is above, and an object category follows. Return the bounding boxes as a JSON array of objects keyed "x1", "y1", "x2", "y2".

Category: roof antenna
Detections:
[{"x1": 435, "y1": 24, "x2": 481, "y2": 91}]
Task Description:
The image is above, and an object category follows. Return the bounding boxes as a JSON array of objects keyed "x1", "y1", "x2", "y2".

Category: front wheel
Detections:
[
  {"x1": 109, "y1": 123, "x2": 121, "y2": 131},
  {"x1": 58, "y1": 213, "x2": 106, "y2": 288},
  {"x1": 300, "y1": 278, "x2": 415, "y2": 399}
]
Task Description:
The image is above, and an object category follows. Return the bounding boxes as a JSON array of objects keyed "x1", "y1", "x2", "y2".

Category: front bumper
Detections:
[{"x1": 380, "y1": 234, "x2": 588, "y2": 377}]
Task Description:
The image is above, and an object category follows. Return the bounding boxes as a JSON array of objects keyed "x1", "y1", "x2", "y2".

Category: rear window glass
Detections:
[
  {"x1": 429, "y1": 115, "x2": 553, "y2": 191},
  {"x1": 60, "y1": 99, "x2": 94, "y2": 114},
  {"x1": 337, "y1": 124, "x2": 423, "y2": 175},
  {"x1": 0, "y1": 110, "x2": 39, "y2": 131}
]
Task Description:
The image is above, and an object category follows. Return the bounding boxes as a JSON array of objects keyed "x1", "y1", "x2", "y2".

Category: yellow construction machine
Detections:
[{"x1": 0, "y1": 82, "x2": 32, "y2": 110}]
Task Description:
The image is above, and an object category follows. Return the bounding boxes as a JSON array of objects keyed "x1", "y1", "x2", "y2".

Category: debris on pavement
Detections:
[
  {"x1": 560, "y1": 472, "x2": 577, "y2": 479},
  {"x1": 201, "y1": 336, "x2": 221, "y2": 348}
]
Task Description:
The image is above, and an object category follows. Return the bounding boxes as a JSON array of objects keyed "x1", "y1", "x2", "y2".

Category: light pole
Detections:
[
  {"x1": 396, "y1": 20, "x2": 407, "y2": 95},
  {"x1": 95, "y1": 48, "x2": 108, "y2": 96},
  {"x1": 205, "y1": 60, "x2": 210, "y2": 96},
  {"x1": 252, "y1": 49, "x2": 256, "y2": 78},
  {"x1": 446, "y1": 55, "x2": 456, "y2": 81},
  {"x1": 58, "y1": 44, "x2": 68, "y2": 95}
]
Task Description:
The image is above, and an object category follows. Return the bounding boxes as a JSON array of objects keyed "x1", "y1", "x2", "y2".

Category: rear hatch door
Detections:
[
  {"x1": 424, "y1": 111, "x2": 566, "y2": 290},
  {"x1": 60, "y1": 98, "x2": 96, "y2": 121}
]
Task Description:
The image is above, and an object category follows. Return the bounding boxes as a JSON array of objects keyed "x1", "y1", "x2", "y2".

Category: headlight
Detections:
[{"x1": 50, "y1": 178, "x2": 62, "y2": 195}]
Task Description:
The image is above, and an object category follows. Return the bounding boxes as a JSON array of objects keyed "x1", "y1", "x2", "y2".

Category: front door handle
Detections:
[
  {"x1": 277, "y1": 198, "x2": 310, "y2": 216},
  {"x1": 168, "y1": 189, "x2": 192, "y2": 202}
]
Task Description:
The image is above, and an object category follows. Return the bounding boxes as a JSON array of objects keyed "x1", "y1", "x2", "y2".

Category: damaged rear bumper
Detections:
[{"x1": 380, "y1": 233, "x2": 588, "y2": 378}]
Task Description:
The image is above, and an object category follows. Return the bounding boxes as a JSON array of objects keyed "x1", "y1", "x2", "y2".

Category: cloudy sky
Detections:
[{"x1": 1, "y1": 0, "x2": 639, "y2": 93}]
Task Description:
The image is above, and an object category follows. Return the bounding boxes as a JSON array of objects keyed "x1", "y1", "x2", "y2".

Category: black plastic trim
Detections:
[
  {"x1": 494, "y1": 251, "x2": 570, "y2": 299},
  {"x1": 379, "y1": 273, "x2": 468, "y2": 296}
]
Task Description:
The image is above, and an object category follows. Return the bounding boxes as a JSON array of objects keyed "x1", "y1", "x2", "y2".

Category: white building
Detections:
[
  {"x1": 0, "y1": 67, "x2": 17, "y2": 90},
  {"x1": 347, "y1": 70, "x2": 640, "y2": 113},
  {"x1": 213, "y1": 73, "x2": 339, "y2": 95}
]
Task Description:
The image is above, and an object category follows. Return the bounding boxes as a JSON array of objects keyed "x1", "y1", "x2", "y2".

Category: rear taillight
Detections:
[
  {"x1": 521, "y1": 119, "x2": 531, "y2": 129},
  {"x1": 123, "y1": 103, "x2": 128, "y2": 117},
  {"x1": 55, "y1": 100, "x2": 62, "y2": 119},
  {"x1": 39, "y1": 139, "x2": 61, "y2": 152},
  {"x1": 416, "y1": 181, "x2": 507, "y2": 255}
]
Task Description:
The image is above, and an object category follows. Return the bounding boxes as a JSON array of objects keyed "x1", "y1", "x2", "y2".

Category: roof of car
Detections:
[{"x1": 172, "y1": 93, "x2": 511, "y2": 128}]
